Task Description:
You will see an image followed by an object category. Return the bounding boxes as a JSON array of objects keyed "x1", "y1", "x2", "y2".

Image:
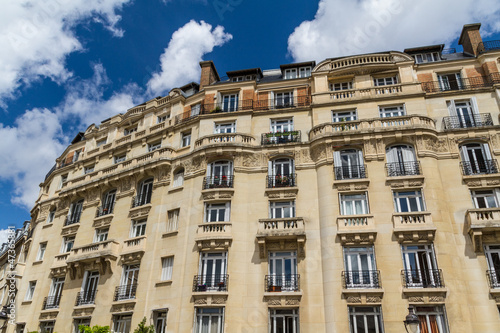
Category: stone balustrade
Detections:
[{"x1": 195, "y1": 133, "x2": 256, "y2": 148}]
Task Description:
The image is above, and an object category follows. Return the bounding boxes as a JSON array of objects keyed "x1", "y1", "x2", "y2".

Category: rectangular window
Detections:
[
  {"x1": 349, "y1": 306, "x2": 385, "y2": 333},
  {"x1": 332, "y1": 110, "x2": 357, "y2": 122},
  {"x1": 379, "y1": 105, "x2": 405, "y2": 117},
  {"x1": 269, "y1": 308, "x2": 299, "y2": 333},
  {"x1": 275, "y1": 91, "x2": 294, "y2": 108},
  {"x1": 215, "y1": 122, "x2": 236, "y2": 134},
  {"x1": 373, "y1": 76, "x2": 397, "y2": 86},
  {"x1": 161, "y1": 257, "x2": 174, "y2": 281},
  {"x1": 167, "y1": 209, "x2": 180, "y2": 232},
  {"x1": 343, "y1": 247, "x2": 378, "y2": 288},
  {"x1": 414, "y1": 52, "x2": 440, "y2": 63},
  {"x1": 181, "y1": 131, "x2": 191, "y2": 147},
  {"x1": 40, "y1": 321, "x2": 55, "y2": 333},
  {"x1": 37, "y1": 243, "x2": 47, "y2": 261},
  {"x1": 270, "y1": 201, "x2": 295, "y2": 218},
  {"x1": 485, "y1": 245, "x2": 500, "y2": 288},
  {"x1": 402, "y1": 244, "x2": 441, "y2": 288},
  {"x1": 205, "y1": 203, "x2": 230, "y2": 222},
  {"x1": 124, "y1": 127, "x2": 137, "y2": 135},
  {"x1": 471, "y1": 189, "x2": 499, "y2": 208},
  {"x1": 284, "y1": 68, "x2": 297, "y2": 80},
  {"x1": 221, "y1": 94, "x2": 238, "y2": 112},
  {"x1": 393, "y1": 190, "x2": 425, "y2": 212},
  {"x1": 154, "y1": 310, "x2": 167, "y2": 333},
  {"x1": 157, "y1": 115, "x2": 168, "y2": 123},
  {"x1": 84, "y1": 165, "x2": 95, "y2": 174},
  {"x1": 47, "y1": 209, "x2": 55, "y2": 223},
  {"x1": 61, "y1": 236, "x2": 75, "y2": 253},
  {"x1": 59, "y1": 174, "x2": 68, "y2": 189},
  {"x1": 113, "y1": 314, "x2": 132, "y2": 333},
  {"x1": 94, "y1": 228, "x2": 109, "y2": 243},
  {"x1": 330, "y1": 81, "x2": 353, "y2": 91},
  {"x1": 414, "y1": 306, "x2": 449, "y2": 333},
  {"x1": 173, "y1": 171, "x2": 184, "y2": 187},
  {"x1": 271, "y1": 118, "x2": 293, "y2": 133},
  {"x1": 25, "y1": 281, "x2": 36, "y2": 301},
  {"x1": 131, "y1": 220, "x2": 147, "y2": 237},
  {"x1": 190, "y1": 104, "x2": 201, "y2": 116},
  {"x1": 299, "y1": 66, "x2": 311, "y2": 78},
  {"x1": 68, "y1": 200, "x2": 83, "y2": 224},
  {"x1": 148, "y1": 141, "x2": 162, "y2": 152},
  {"x1": 340, "y1": 193, "x2": 369, "y2": 215},
  {"x1": 96, "y1": 138, "x2": 107, "y2": 147},
  {"x1": 16, "y1": 323, "x2": 25, "y2": 333},
  {"x1": 195, "y1": 308, "x2": 224, "y2": 333},
  {"x1": 438, "y1": 72, "x2": 462, "y2": 91},
  {"x1": 114, "y1": 154, "x2": 126, "y2": 164},
  {"x1": 78, "y1": 271, "x2": 99, "y2": 305},
  {"x1": 73, "y1": 318, "x2": 91, "y2": 333}
]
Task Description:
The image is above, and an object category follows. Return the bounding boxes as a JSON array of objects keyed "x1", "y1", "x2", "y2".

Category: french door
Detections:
[
  {"x1": 460, "y1": 143, "x2": 493, "y2": 174},
  {"x1": 485, "y1": 245, "x2": 500, "y2": 287},
  {"x1": 82, "y1": 271, "x2": 99, "y2": 303},
  {"x1": 269, "y1": 252, "x2": 297, "y2": 291},
  {"x1": 119, "y1": 265, "x2": 139, "y2": 299},
  {"x1": 200, "y1": 252, "x2": 227, "y2": 290},
  {"x1": 222, "y1": 94, "x2": 238, "y2": 112},
  {"x1": 47, "y1": 277, "x2": 64, "y2": 308},
  {"x1": 402, "y1": 245, "x2": 439, "y2": 287},
  {"x1": 103, "y1": 189, "x2": 116, "y2": 213},
  {"x1": 344, "y1": 247, "x2": 377, "y2": 288}
]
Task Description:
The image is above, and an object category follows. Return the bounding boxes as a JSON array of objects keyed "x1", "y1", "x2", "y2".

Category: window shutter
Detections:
[
  {"x1": 402, "y1": 146, "x2": 415, "y2": 162},
  {"x1": 357, "y1": 150, "x2": 364, "y2": 165},
  {"x1": 333, "y1": 151, "x2": 342, "y2": 167},
  {"x1": 460, "y1": 145, "x2": 468, "y2": 161},
  {"x1": 470, "y1": 97, "x2": 480, "y2": 114},
  {"x1": 446, "y1": 100, "x2": 456, "y2": 116},
  {"x1": 386, "y1": 147, "x2": 397, "y2": 163},
  {"x1": 483, "y1": 143, "x2": 493, "y2": 160}
]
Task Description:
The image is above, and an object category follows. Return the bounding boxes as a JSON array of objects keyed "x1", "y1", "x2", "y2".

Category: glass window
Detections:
[
  {"x1": 157, "y1": 115, "x2": 168, "y2": 123},
  {"x1": 438, "y1": 73, "x2": 462, "y2": 91},
  {"x1": 37, "y1": 243, "x2": 47, "y2": 261},
  {"x1": 460, "y1": 143, "x2": 496, "y2": 175},
  {"x1": 173, "y1": 170, "x2": 184, "y2": 187},
  {"x1": 131, "y1": 219, "x2": 147, "y2": 237},
  {"x1": 191, "y1": 104, "x2": 201, "y2": 116},
  {"x1": 299, "y1": 66, "x2": 311, "y2": 78},
  {"x1": 94, "y1": 228, "x2": 109, "y2": 243},
  {"x1": 167, "y1": 209, "x2": 180, "y2": 232},
  {"x1": 271, "y1": 118, "x2": 293, "y2": 133},
  {"x1": 195, "y1": 308, "x2": 224, "y2": 333},
  {"x1": 59, "y1": 174, "x2": 68, "y2": 189},
  {"x1": 270, "y1": 201, "x2": 295, "y2": 218},
  {"x1": 349, "y1": 306, "x2": 385, "y2": 333},
  {"x1": 73, "y1": 318, "x2": 91, "y2": 333},
  {"x1": 284, "y1": 68, "x2": 297, "y2": 80},
  {"x1": 330, "y1": 81, "x2": 353, "y2": 91},
  {"x1": 96, "y1": 139, "x2": 107, "y2": 147},
  {"x1": 332, "y1": 110, "x2": 357, "y2": 122},
  {"x1": 344, "y1": 247, "x2": 378, "y2": 288},
  {"x1": 268, "y1": 252, "x2": 298, "y2": 292},
  {"x1": 485, "y1": 245, "x2": 500, "y2": 288},
  {"x1": 148, "y1": 141, "x2": 162, "y2": 152},
  {"x1": 78, "y1": 271, "x2": 99, "y2": 305},
  {"x1": 114, "y1": 154, "x2": 126, "y2": 164},
  {"x1": 414, "y1": 306, "x2": 449, "y2": 333},
  {"x1": 373, "y1": 76, "x2": 397, "y2": 86},
  {"x1": 215, "y1": 122, "x2": 236, "y2": 134},
  {"x1": 161, "y1": 257, "x2": 174, "y2": 281},
  {"x1": 67, "y1": 199, "x2": 83, "y2": 225},
  {"x1": 269, "y1": 308, "x2": 299, "y2": 333},
  {"x1": 39, "y1": 321, "x2": 55, "y2": 333},
  {"x1": 25, "y1": 281, "x2": 36, "y2": 301},
  {"x1": 181, "y1": 131, "x2": 191, "y2": 147},
  {"x1": 379, "y1": 105, "x2": 405, "y2": 117},
  {"x1": 221, "y1": 94, "x2": 238, "y2": 112},
  {"x1": 16, "y1": 323, "x2": 26, "y2": 333},
  {"x1": 401, "y1": 244, "x2": 441, "y2": 288},
  {"x1": 340, "y1": 193, "x2": 369, "y2": 215},
  {"x1": 135, "y1": 178, "x2": 153, "y2": 206},
  {"x1": 154, "y1": 310, "x2": 167, "y2": 333},
  {"x1": 84, "y1": 165, "x2": 95, "y2": 174},
  {"x1": 205, "y1": 203, "x2": 230, "y2": 222},
  {"x1": 113, "y1": 314, "x2": 132, "y2": 333},
  {"x1": 393, "y1": 190, "x2": 425, "y2": 212},
  {"x1": 275, "y1": 91, "x2": 294, "y2": 108},
  {"x1": 124, "y1": 127, "x2": 137, "y2": 135},
  {"x1": 61, "y1": 236, "x2": 75, "y2": 253},
  {"x1": 47, "y1": 209, "x2": 55, "y2": 223}
]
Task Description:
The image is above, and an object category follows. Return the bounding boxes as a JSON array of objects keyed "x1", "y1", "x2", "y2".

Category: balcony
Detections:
[
  {"x1": 385, "y1": 161, "x2": 421, "y2": 177},
  {"x1": 174, "y1": 99, "x2": 254, "y2": 125},
  {"x1": 392, "y1": 212, "x2": 436, "y2": 243},
  {"x1": 337, "y1": 215, "x2": 376, "y2": 245},
  {"x1": 95, "y1": 205, "x2": 114, "y2": 217},
  {"x1": 121, "y1": 236, "x2": 147, "y2": 264},
  {"x1": 67, "y1": 240, "x2": 119, "y2": 279},
  {"x1": 131, "y1": 195, "x2": 151, "y2": 208},
  {"x1": 401, "y1": 269, "x2": 444, "y2": 288},
  {"x1": 342, "y1": 270, "x2": 380, "y2": 289},
  {"x1": 261, "y1": 131, "x2": 301, "y2": 145},
  {"x1": 266, "y1": 174, "x2": 297, "y2": 188},
  {"x1": 195, "y1": 133, "x2": 256, "y2": 148},
  {"x1": 466, "y1": 208, "x2": 500, "y2": 252},
  {"x1": 202, "y1": 176, "x2": 234, "y2": 190},
  {"x1": 64, "y1": 213, "x2": 81, "y2": 226},
  {"x1": 460, "y1": 160, "x2": 499, "y2": 176},
  {"x1": 254, "y1": 96, "x2": 311, "y2": 112},
  {"x1": 75, "y1": 291, "x2": 96, "y2": 306},
  {"x1": 257, "y1": 218, "x2": 306, "y2": 259},
  {"x1": 487, "y1": 269, "x2": 500, "y2": 289},
  {"x1": 192, "y1": 274, "x2": 228, "y2": 292},
  {"x1": 443, "y1": 113, "x2": 493, "y2": 130},
  {"x1": 334, "y1": 165, "x2": 367, "y2": 180},
  {"x1": 265, "y1": 274, "x2": 300, "y2": 292},
  {"x1": 42, "y1": 296, "x2": 61, "y2": 310},
  {"x1": 420, "y1": 76, "x2": 494, "y2": 93},
  {"x1": 195, "y1": 223, "x2": 232, "y2": 251},
  {"x1": 114, "y1": 284, "x2": 137, "y2": 301}
]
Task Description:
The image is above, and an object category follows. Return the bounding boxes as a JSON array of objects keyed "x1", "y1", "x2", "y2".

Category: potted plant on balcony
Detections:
[
  {"x1": 217, "y1": 281, "x2": 226, "y2": 291},
  {"x1": 221, "y1": 175, "x2": 228, "y2": 187},
  {"x1": 197, "y1": 284, "x2": 207, "y2": 292},
  {"x1": 268, "y1": 284, "x2": 281, "y2": 292}
]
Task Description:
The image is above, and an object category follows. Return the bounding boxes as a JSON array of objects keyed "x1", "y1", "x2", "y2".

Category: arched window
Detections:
[
  {"x1": 205, "y1": 161, "x2": 233, "y2": 188},
  {"x1": 460, "y1": 143, "x2": 497, "y2": 175},
  {"x1": 66, "y1": 199, "x2": 84, "y2": 226},
  {"x1": 267, "y1": 158, "x2": 295, "y2": 187},
  {"x1": 385, "y1": 145, "x2": 419, "y2": 176},
  {"x1": 98, "y1": 189, "x2": 116, "y2": 216},
  {"x1": 133, "y1": 178, "x2": 153, "y2": 207},
  {"x1": 334, "y1": 149, "x2": 365, "y2": 180},
  {"x1": 173, "y1": 169, "x2": 184, "y2": 187}
]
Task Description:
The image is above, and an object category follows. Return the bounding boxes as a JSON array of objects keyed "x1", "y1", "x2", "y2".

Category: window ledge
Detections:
[
  {"x1": 168, "y1": 186, "x2": 184, "y2": 193},
  {"x1": 42, "y1": 223, "x2": 53, "y2": 229},
  {"x1": 155, "y1": 280, "x2": 173, "y2": 287},
  {"x1": 21, "y1": 300, "x2": 32, "y2": 305},
  {"x1": 33, "y1": 260, "x2": 43, "y2": 265},
  {"x1": 162, "y1": 231, "x2": 179, "y2": 238}
]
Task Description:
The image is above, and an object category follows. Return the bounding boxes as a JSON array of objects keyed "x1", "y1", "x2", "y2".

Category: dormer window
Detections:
[
  {"x1": 157, "y1": 115, "x2": 168, "y2": 124},
  {"x1": 415, "y1": 52, "x2": 440, "y2": 63},
  {"x1": 299, "y1": 67, "x2": 311, "y2": 78},
  {"x1": 284, "y1": 66, "x2": 311, "y2": 79},
  {"x1": 284, "y1": 68, "x2": 297, "y2": 80},
  {"x1": 231, "y1": 76, "x2": 244, "y2": 82}
]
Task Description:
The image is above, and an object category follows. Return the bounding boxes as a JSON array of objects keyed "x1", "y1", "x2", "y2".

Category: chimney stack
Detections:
[
  {"x1": 458, "y1": 23, "x2": 483, "y2": 56},
  {"x1": 199, "y1": 61, "x2": 220, "y2": 90}
]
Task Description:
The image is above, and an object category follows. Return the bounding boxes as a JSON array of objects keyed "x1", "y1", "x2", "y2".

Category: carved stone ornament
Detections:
[
  {"x1": 296, "y1": 149, "x2": 313, "y2": 164},
  {"x1": 85, "y1": 188, "x2": 100, "y2": 202},
  {"x1": 120, "y1": 177, "x2": 133, "y2": 193},
  {"x1": 93, "y1": 216, "x2": 113, "y2": 228},
  {"x1": 111, "y1": 301, "x2": 136, "y2": 313},
  {"x1": 347, "y1": 296, "x2": 362, "y2": 303},
  {"x1": 310, "y1": 144, "x2": 327, "y2": 161},
  {"x1": 241, "y1": 153, "x2": 264, "y2": 168},
  {"x1": 39, "y1": 311, "x2": 58, "y2": 320},
  {"x1": 72, "y1": 307, "x2": 95, "y2": 317},
  {"x1": 128, "y1": 205, "x2": 152, "y2": 219},
  {"x1": 61, "y1": 224, "x2": 80, "y2": 236},
  {"x1": 408, "y1": 296, "x2": 424, "y2": 303},
  {"x1": 424, "y1": 137, "x2": 449, "y2": 153},
  {"x1": 58, "y1": 198, "x2": 70, "y2": 210}
]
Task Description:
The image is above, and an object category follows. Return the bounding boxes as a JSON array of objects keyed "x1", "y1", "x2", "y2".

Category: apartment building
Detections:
[{"x1": 12, "y1": 23, "x2": 500, "y2": 332}]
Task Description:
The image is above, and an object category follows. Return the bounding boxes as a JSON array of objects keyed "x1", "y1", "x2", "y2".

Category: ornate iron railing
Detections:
[
  {"x1": 265, "y1": 274, "x2": 300, "y2": 292},
  {"x1": 442, "y1": 113, "x2": 493, "y2": 129},
  {"x1": 478, "y1": 40, "x2": 500, "y2": 53},
  {"x1": 75, "y1": 291, "x2": 96, "y2": 306},
  {"x1": 64, "y1": 213, "x2": 81, "y2": 226},
  {"x1": 487, "y1": 269, "x2": 500, "y2": 288},
  {"x1": 131, "y1": 193, "x2": 152, "y2": 208},
  {"x1": 95, "y1": 204, "x2": 114, "y2": 217},
  {"x1": 113, "y1": 284, "x2": 137, "y2": 301},
  {"x1": 202, "y1": 176, "x2": 234, "y2": 190},
  {"x1": 42, "y1": 295, "x2": 61, "y2": 309},
  {"x1": 421, "y1": 76, "x2": 493, "y2": 93},
  {"x1": 266, "y1": 173, "x2": 297, "y2": 188},
  {"x1": 342, "y1": 270, "x2": 380, "y2": 289},
  {"x1": 385, "y1": 161, "x2": 421, "y2": 177},
  {"x1": 401, "y1": 269, "x2": 444, "y2": 288},
  {"x1": 192, "y1": 274, "x2": 229, "y2": 292},
  {"x1": 460, "y1": 159, "x2": 499, "y2": 175},
  {"x1": 334, "y1": 165, "x2": 367, "y2": 180},
  {"x1": 261, "y1": 131, "x2": 301, "y2": 145}
]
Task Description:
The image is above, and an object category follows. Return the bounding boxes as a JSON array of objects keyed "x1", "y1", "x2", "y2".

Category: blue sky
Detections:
[{"x1": 1, "y1": 0, "x2": 500, "y2": 238}]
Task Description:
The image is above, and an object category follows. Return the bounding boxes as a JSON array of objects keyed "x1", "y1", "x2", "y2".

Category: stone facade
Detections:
[{"x1": 11, "y1": 23, "x2": 500, "y2": 333}]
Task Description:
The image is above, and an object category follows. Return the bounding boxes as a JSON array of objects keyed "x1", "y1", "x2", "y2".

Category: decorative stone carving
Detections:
[
  {"x1": 429, "y1": 296, "x2": 445, "y2": 303},
  {"x1": 366, "y1": 296, "x2": 382, "y2": 303},
  {"x1": 408, "y1": 296, "x2": 424, "y2": 303},
  {"x1": 212, "y1": 297, "x2": 226, "y2": 305},
  {"x1": 58, "y1": 198, "x2": 70, "y2": 210},
  {"x1": 347, "y1": 296, "x2": 362, "y2": 303},
  {"x1": 73, "y1": 307, "x2": 95, "y2": 317},
  {"x1": 424, "y1": 137, "x2": 449, "y2": 153},
  {"x1": 195, "y1": 298, "x2": 207, "y2": 305},
  {"x1": 120, "y1": 177, "x2": 133, "y2": 193},
  {"x1": 285, "y1": 298, "x2": 301, "y2": 305},
  {"x1": 85, "y1": 188, "x2": 100, "y2": 202},
  {"x1": 128, "y1": 205, "x2": 152, "y2": 219},
  {"x1": 111, "y1": 302, "x2": 136, "y2": 313},
  {"x1": 296, "y1": 149, "x2": 313, "y2": 164},
  {"x1": 310, "y1": 144, "x2": 326, "y2": 161},
  {"x1": 241, "y1": 153, "x2": 264, "y2": 168},
  {"x1": 267, "y1": 299, "x2": 281, "y2": 306},
  {"x1": 61, "y1": 224, "x2": 80, "y2": 236},
  {"x1": 93, "y1": 216, "x2": 113, "y2": 228},
  {"x1": 39, "y1": 311, "x2": 58, "y2": 319}
]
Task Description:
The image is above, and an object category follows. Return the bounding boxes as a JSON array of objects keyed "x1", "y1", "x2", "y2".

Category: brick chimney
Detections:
[
  {"x1": 199, "y1": 61, "x2": 220, "y2": 90},
  {"x1": 458, "y1": 23, "x2": 483, "y2": 56}
]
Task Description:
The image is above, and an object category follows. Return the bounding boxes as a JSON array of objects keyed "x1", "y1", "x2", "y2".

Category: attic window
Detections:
[{"x1": 414, "y1": 52, "x2": 440, "y2": 63}]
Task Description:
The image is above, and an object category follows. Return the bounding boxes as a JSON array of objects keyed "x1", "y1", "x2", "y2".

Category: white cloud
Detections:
[
  {"x1": 288, "y1": 0, "x2": 500, "y2": 62},
  {"x1": 0, "y1": 229, "x2": 13, "y2": 247},
  {"x1": 147, "y1": 20, "x2": 232, "y2": 96},
  {"x1": 0, "y1": 0, "x2": 132, "y2": 106}
]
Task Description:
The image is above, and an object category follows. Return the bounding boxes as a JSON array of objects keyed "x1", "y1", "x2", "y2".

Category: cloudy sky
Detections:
[{"x1": 0, "y1": 0, "x2": 500, "y2": 241}]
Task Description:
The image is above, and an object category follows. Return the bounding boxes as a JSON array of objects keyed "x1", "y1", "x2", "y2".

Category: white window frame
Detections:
[
  {"x1": 167, "y1": 209, "x2": 180, "y2": 232},
  {"x1": 173, "y1": 170, "x2": 184, "y2": 187},
  {"x1": 40, "y1": 321, "x2": 55, "y2": 333},
  {"x1": 438, "y1": 72, "x2": 462, "y2": 90},
  {"x1": 124, "y1": 126, "x2": 137, "y2": 136},
  {"x1": 414, "y1": 306, "x2": 449, "y2": 333},
  {"x1": 94, "y1": 228, "x2": 109, "y2": 243},
  {"x1": 340, "y1": 193, "x2": 369, "y2": 215},
  {"x1": 275, "y1": 91, "x2": 294, "y2": 108},
  {"x1": 191, "y1": 104, "x2": 201, "y2": 116},
  {"x1": 415, "y1": 52, "x2": 440, "y2": 63},
  {"x1": 61, "y1": 236, "x2": 75, "y2": 253},
  {"x1": 332, "y1": 110, "x2": 357, "y2": 122},
  {"x1": 373, "y1": 76, "x2": 397, "y2": 86},
  {"x1": 393, "y1": 190, "x2": 425, "y2": 212},
  {"x1": 114, "y1": 154, "x2": 126, "y2": 164},
  {"x1": 154, "y1": 310, "x2": 168, "y2": 333},
  {"x1": 471, "y1": 189, "x2": 500, "y2": 208},
  {"x1": 73, "y1": 318, "x2": 91, "y2": 333},
  {"x1": 348, "y1": 306, "x2": 385, "y2": 333},
  {"x1": 214, "y1": 122, "x2": 236, "y2": 134},
  {"x1": 113, "y1": 314, "x2": 132, "y2": 333},
  {"x1": 47, "y1": 209, "x2": 55, "y2": 224},
  {"x1": 269, "y1": 201, "x2": 296, "y2": 219},
  {"x1": 379, "y1": 105, "x2": 406, "y2": 118},
  {"x1": 148, "y1": 141, "x2": 162, "y2": 152},
  {"x1": 205, "y1": 203, "x2": 230, "y2": 222},
  {"x1": 25, "y1": 281, "x2": 36, "y2": 301},
  {"x1": 181, "y1": 131, "x2": 191, "y2": 147},
  {"x1": 221, "y1": 93, "x2": 239, "y2": 112},
  {"x1": 84, "y1": 165, "x2": 95, "y2": 174},
  {"x1": 284, "y1": 68, "x2": 297, "y2": 80},
  {"x1": 130, "y1": 219, "x2": 147, "y2": 238},
  {"x1": 96, "y1": 139, "x2": 107, "y2": 147},
  {"x1": 195, "y1": 307, "x2": 224, "y2": 333},
  {"x1": 298, "y1": 66, "x2": 311, "y2": 78},
  {"x1": 270, "y1": 118, "x2": 293, "y2": 133},
  {"x1": 37, "y1": 243, "x2": 47, "y2": 261},
  {"x1": 157, "y1": 115, "x2": 167, "y2": 124},
  {"x1": 343, "y1": 246, "x2": 377, "y2": 288},
  {"x1": 269, "y1": 308, "x2": 300, "y2": 333},
  {"x1": 161, "y1": 257, "x2": 174, "y2": 281},
  {"x1": 330, "y1": 81, "x2": 353, "y2": 91},
  {"x1": 59, "y1": 174, "x2": 68, "y2": 189},
  {"x1": 401, "y1": 244, "x2": 439, "y2": 288}
]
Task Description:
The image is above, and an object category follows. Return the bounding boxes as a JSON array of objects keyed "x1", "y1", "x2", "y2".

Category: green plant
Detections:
[
  {"x1": 134, "y1": 317, "x2": 155, "y2": 333},
  {"x1": 78, "y1": 325, "x2": 111, "y2": 333}
]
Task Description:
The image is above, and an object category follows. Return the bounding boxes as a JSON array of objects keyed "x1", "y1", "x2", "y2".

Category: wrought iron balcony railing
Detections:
[
  {"x1": 385, "y1": 161, "x2": 421, "y2": 177},
  {"x1": 174, "y1": 99, "x2": 255, "y2": 125},
  {"x1": 114, "y1": 284, "x2": 137, "y2": 301},
  {"x1": 192, "y1": 274, "x2": 229, "y2": 292},
  {"x1": 487, "y1": 269, "x2": 500, "y2": 288},
  {"x1": 401, "y1": 269, "x2": 444, "y2": 288},
  {"x1": 64, "y1": 214, "x2": 81, "y2": 226},
  {"x1": 265, "y1": 274, "x2": 300, "y2": 292},
  {"x1": 334, "y1": 165, "x2": 367, "y2": 180},
  {"x1": 42, "y1": 295, "x2": 61, "y2": 310},
  {"x1": 75, "y1": 291, "x2": 96, "y2": 306},
  {"x1": 95, "y1": 204, "x2": 114, "y2": 217},
  {"x1": 460, "y1": 159, "x2": 499, "y2": 176},
  {"x1": 443, "y1": 113, "x2": 493, "y2": 130},
  {"x1": 342, "y1": 270, "x2": 380, "y2": 289},
  {"x1": 202, "y1": 176, "x2": 234, "y2": 190},
  {"x1": 254, "y1": 96, "x2": 311, "y2": 111},
  {"x1": 421, "y1": 75, "x2": 494, "y2": 93},
  {"x1": 478, "y1": 40, "x2": 500, "y2": 53},
  {"x1": 266, "y1": 173, "x2": 297, "y2": 188},
  {"x1": 261, "y1": 131, "x2": 301, "y2": 145},
  {"x1": 131, "y1": 194, "x2": 152, "y2": 208}
]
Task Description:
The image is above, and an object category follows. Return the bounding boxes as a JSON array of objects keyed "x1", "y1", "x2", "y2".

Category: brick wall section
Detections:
[
  {"x1": 296, "y1": 87, "x2": 311, "y2": 106},
  {"x1": 204, "y1": 94, "x2": 215, "y2": 107},
  {"x1": 459, "y1": 25, "x2": 483, "y2": 56},
  {"x1": 199, "y1": 61, "x2": 219, "y2": 90},
  {"x1": 242, "y1": 89, "x2": 254, "y2": 110},
  {"x1": 465, "y1": 66, "x2": 486, "y2": 77},
  {"x1": 255, "y1": 91, "x2": 269, "y2": 110},
  {"x1": 182, "y1": 105, "x2": 191, "y2": 120},
  {"x1": 482, "y1": 61, "x2": 499, "y2": 75},
  {"x1": 417, "y1": 73, "x2": 433, "y2": 82}
]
